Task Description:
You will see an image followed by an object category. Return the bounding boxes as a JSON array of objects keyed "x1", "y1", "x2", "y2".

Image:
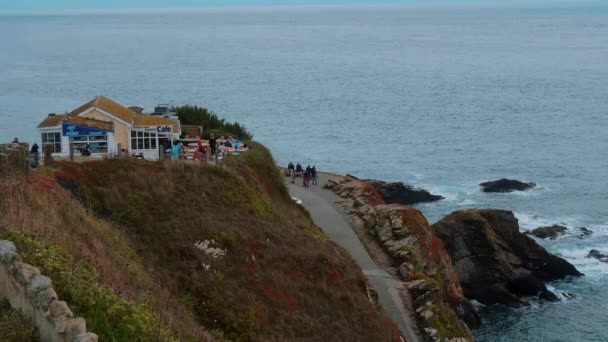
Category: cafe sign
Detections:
[{"x1": 141, "y1": 125, "x2": 173, "y2": 133}]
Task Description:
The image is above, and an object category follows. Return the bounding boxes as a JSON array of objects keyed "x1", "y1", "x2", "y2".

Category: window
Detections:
[
  {"x1": 131, "y1": 130, "x2": 158, "y2": 150},
  {"x1": 41, "y1": 132, "x2": 61, "y2": 153},
  {"x1": 70, "y1": 135, "x2": 108, "y2": 153}
]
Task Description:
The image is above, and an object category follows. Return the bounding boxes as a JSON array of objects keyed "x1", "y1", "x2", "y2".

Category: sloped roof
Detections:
[
  {"x1": 38, "y1": 114, "x2": 64, "y2": 128},
  {"x1": 69, "y1": 95, "x2": 137, "y2": 124},
  {"x1": 67, "y1": 115, "x2": 114, "y2": 131},
  {"x1": 37, "y1": 114, "x2": 113, "y2": 131},
  {"x1": 133, "y1": 114, "x2": 179, "y2": 132}
]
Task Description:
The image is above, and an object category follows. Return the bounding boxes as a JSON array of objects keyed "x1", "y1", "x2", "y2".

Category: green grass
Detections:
[
  {"x1": 0, "y1": 299, "x2": 38, "y2": 342},
  {"x1": 0, "y1": 230, "x2": 174, "y2": 342}
]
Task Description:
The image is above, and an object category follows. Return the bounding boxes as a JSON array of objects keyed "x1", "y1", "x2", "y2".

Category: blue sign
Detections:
[{"x1": 62, "y1": 123, "x2": 108, "y2": 137}]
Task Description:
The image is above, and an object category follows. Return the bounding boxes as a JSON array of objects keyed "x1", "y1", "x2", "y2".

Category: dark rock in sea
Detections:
[
  {"x1": 364, "y1": 179, "x2": 444, "y2": 205},
  {"x1": 577, "y1": 227, "x2": 593, "y2": 239},
  {"x1": 431, "y1": 209, "x2": 582, "y2": 307},
  {"x1": 587, "y1": 249, "x2": 608, "y2": 263},
  {"x1": 479, "y1": 178, "x2": 536, "y2": 193},
  {"x1": 525, "y1": 225, "x2": 568, "y2": 240}
]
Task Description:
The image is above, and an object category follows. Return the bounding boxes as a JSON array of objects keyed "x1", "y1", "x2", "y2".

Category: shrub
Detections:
[
  {"x1": 0, "y1": 230, "x2": 175, "y2": 342},
  {"x1": 172, "y1": 105, "x2": 253, "y2": 140}
]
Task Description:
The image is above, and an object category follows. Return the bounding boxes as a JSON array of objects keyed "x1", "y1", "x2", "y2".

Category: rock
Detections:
[
  {"x1": 76, "y1": 333, "x2": 99, "y2": 342},
  {"x1": 457, "y1": 300, "x2": 481, "y2": 329},
  {"x1": 587, "y1": 249, "x2": 608, "y2": 263},
  {"x1": 0, "y1": 240, "x2": 19, "y2": 266},
  {"x1": 479, "y1": 179, "x2": 536, "y2": 193},
  {"x1": 14, "y1": 262, "x2": 41, "y2": 285},
  {"x1": 577, "y1": 227, "x2": 593, "y2": 239},
  {"x1": 538, "y1": 290, "x2": 559, "y2": 302},
  {"x1": 526, "y1": 225, "x2": 568, "y2": 239},
  {"x1": 432, "y1": 209, "x2": 582, "y2": 307},
  {"x1": 364, "y1": 179, "x2": 444, "y2": 205}
]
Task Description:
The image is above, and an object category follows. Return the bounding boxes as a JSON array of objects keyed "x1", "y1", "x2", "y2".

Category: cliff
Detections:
[
  {"x1": 0, "y1": 143, "x2": 401, "y2": 341},
  {"x1": 325, "y1": 177, "x2": 478, "y2": 342}
]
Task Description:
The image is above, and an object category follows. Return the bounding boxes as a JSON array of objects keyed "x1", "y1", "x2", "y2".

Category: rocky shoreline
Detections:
[{"x1": 323, "y1": 175, "x2": 582, "y2": 342}]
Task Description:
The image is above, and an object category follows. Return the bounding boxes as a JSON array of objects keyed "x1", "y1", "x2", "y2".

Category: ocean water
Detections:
[{"x1": 1, "y1": 4, "x2": 607, "y2": 341}]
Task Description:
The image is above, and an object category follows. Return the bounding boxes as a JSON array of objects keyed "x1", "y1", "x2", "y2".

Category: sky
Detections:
[{"x1": 0, "y1": 0, "x2": 592, "y2": 13}]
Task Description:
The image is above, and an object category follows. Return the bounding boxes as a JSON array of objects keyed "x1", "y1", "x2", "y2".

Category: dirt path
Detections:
[{"x1": 287, "y1": 173, "x2": 421, "y2": 342}]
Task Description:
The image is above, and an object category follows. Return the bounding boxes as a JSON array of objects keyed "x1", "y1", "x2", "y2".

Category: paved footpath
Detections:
[{"x1": 287, "y1": 176, "x2": 421, "y2": 342}]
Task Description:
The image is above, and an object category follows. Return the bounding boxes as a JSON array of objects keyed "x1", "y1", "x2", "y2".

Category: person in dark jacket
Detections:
[
  {"x1": 209, "y1": 135, "x2": 217, "y2": 156},
  {"x1": 30, "y1": 143, "x2": 39, "y2": 154},
  {"x1": 311, "y1": 166, "x2": 318, "y2": 185}
]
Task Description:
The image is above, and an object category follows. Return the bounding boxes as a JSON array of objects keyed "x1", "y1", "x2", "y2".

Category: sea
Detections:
[{"x1": 1, "y1": 3, "x2": 607, "y2": 341}]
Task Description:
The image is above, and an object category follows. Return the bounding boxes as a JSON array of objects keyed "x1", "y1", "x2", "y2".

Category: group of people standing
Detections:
[
  {"x1": 287, "y1": 162, "x2": 318, "y2": 187},
  {"x1": 169, "y1": 135, "x2": 232, "y2": 161}
]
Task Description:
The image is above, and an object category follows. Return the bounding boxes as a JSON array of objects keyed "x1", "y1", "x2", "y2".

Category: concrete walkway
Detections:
[{"x1": 287, "y1": 176, "x2": 420, "y2": 342}]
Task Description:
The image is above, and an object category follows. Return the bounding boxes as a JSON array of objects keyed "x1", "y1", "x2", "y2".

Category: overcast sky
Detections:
[{"x1": 0, "y1": 0, "x2": 598, "y2": 12}]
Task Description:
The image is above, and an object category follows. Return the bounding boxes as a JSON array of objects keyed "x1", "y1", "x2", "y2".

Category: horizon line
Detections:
[{"x1": 0, "y1": 1, "x2": 602, "y2": 16}]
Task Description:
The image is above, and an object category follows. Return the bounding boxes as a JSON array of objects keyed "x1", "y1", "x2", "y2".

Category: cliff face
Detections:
[
  {"x1": 326, "y1": 177, "x2": 478, "y2": 342},
  {"x1": 432, "y1": 209, "x2": 582, "y2": 307}
]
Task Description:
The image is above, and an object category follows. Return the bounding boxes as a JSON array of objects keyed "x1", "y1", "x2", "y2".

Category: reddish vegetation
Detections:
[
  {"x1": 262, "y1": 280, "x2": 299, "y2": 312},
  {"x1": 364, "y1": 184, "x2": 385, "y2": 206},
  {"x1": 25, "y1": 173, "x2": 56, "y2": 192},
  {"x1": 327, "y1": 266, "x2": 346, "y2": 283},
  {"x1": 391, "y1": 322, "x2": 407, "y2": 342}
]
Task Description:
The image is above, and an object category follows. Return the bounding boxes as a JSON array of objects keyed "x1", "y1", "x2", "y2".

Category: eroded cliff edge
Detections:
[{"x1": 325, "y1": 177, "x2": 479, "y2": 342}]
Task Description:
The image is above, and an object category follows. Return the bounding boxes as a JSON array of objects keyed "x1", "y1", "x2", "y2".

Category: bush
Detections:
[
  {"x1": 0, "y1": 230, "x2": 175, "y2": 342},
  {"x1": 172, "y1": 105, "x2": 253, "y2": 140}
]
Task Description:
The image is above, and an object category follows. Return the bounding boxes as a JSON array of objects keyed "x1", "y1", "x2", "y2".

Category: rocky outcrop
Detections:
[
  {"x1": 0, "y1": 240, "x2": 98, "y2": 342},
  {"x1": 479, "y1": 179, "x2": 535, "y2": 193},
  {"x1": 363, "y1": 179, "x2": 444, "y2": 205},
  {"x1": 587, "y1": 249, "x2": 608, "y2": 263},
  {"x1": 526, "y1": 225, "x2": 568, "y2": 239},
  {"x1": 578, "y1": 227, "x2": 593, "y2": 239},
  {"x1": 326, "y1": 177, "x2": 477, "y2": 342},
  {"x1": 432, "y1": 209, "x2": 582, "y2": 307}
]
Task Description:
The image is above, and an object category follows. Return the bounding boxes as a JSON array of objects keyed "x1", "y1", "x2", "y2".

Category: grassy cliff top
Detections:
[{"x1": 0, "y1": 143, "x2": 399, "y2": 341}]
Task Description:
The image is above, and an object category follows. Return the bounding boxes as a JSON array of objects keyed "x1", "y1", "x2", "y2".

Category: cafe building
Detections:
[{"x1": 37, "y1": 95, "x2": 181, "y2": 160}]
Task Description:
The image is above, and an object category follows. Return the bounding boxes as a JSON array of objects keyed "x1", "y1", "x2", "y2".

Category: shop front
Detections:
[
  {"x1": 62, "y1": 122, "x2": 113, "y2": 155},
  {"x1": 130, "y1": 125, "x2": 176, "y2": 160},
  {"x1": 37, "y1": 95, "x2": 182, "y2": 160}
]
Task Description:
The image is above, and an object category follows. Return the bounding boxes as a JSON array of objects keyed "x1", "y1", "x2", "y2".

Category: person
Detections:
[
  {"x1": 287, "y1": 162, "x2": 294, "y2": 177},
  {"x1": 311, "y1": 166, "x2": 318, "y2": 185},
  {"x1": 29, "y1": 142, "x2": 40, "y2": 168},
  {"x1": 295, "y1": 163, "x2": 303, "y2": 173},
  {"x1": 11, "y1": 137, "x2": 19, "y2": 144},
  {"x1": 30, "y1": 142, "x2": 39, "y2": 154},
  {"x1": 197, "y1": 139, "x2": 205, "y2": 161},
  {"x1": 209, "y1": 135, "x2": 217, "y2": 156},
  {"x1": 217, "y1": 144, "x2": 226, "y2": 159},
  {"x1": 180, "y1": 142, "x2": 189, "y2": 160},
  {"x1": 303, "y1": 168, "x2": 309, "y2": 188},
  {"x1": 81, "y1": 143, "x2": 91, "y2": 156},
  {"x1": 171, "y1": 141, "x2": 181, "y2": 160}
]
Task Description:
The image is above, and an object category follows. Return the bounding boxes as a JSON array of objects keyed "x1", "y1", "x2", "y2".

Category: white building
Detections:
[{"x1": 37, "y1": 95, "x2": 181, "y2": 160}]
